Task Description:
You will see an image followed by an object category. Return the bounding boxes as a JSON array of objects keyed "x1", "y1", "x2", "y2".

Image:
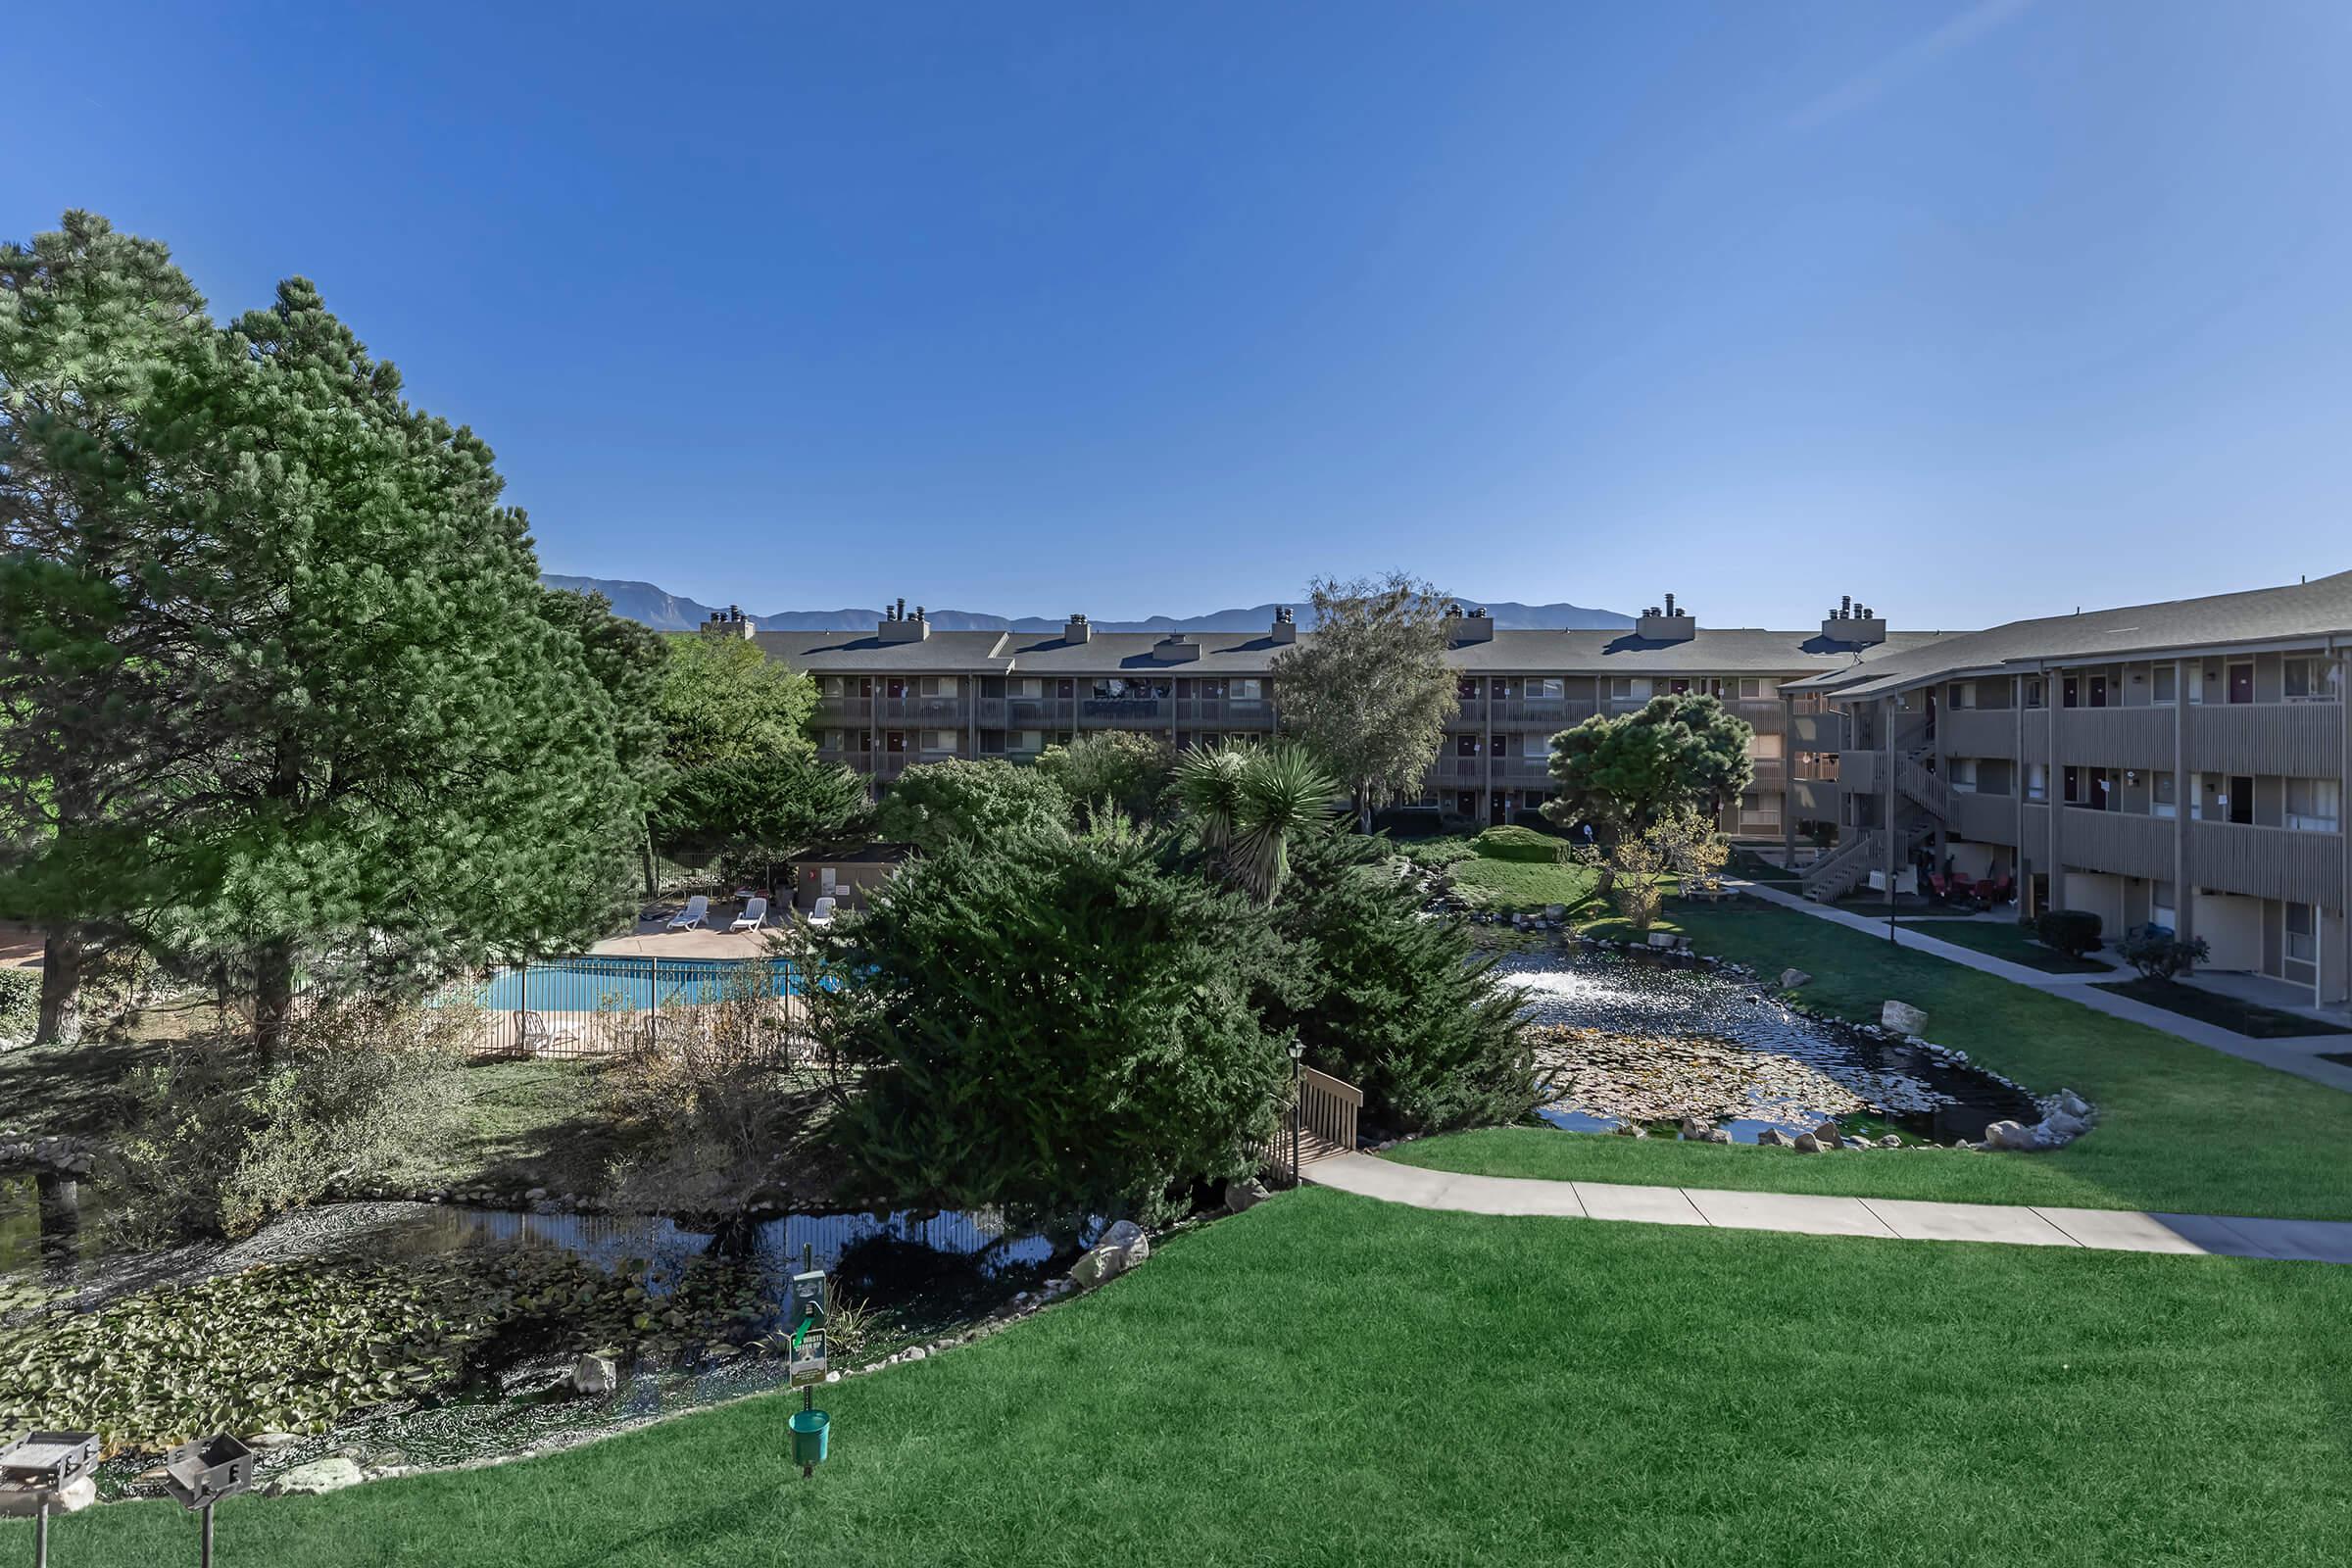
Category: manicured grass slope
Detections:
[
  {"x1": 1424, "y1": 901, "x2": 2352, "y2": 1221},
  {"x1": 21, "y1": 1190, "x2": 2349, "y2": 1567},
  {"x1": 1446, "y1": 855, "x2": 1605, "y2": 911},
  {"x1": 1895, "y1": 916, "x2": 2110, "y2": 974}
]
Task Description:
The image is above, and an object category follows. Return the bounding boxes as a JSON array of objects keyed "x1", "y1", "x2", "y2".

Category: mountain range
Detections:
[{"x1": 541, "y1": 575, "x2": 1635, "y2": 634}]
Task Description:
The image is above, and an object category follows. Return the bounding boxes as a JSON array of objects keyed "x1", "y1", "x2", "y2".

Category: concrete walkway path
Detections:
[
  {"x1": 1730, "y1": 880, "x2": 2352, "y2": 1096},
  {"x1": 1307, "y1": 1152, "x2": 2352, "y2": 1262}
]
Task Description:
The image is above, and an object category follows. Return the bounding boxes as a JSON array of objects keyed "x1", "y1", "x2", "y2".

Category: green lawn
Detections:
[
  {"x1": 1895, "y1": 917, "x2": 2111, "y2": 974},
  {"x1": 1423, "y1": 899, "x2": 2352, "y2": 1221},
  {"x1": 1446, "y1": 855, "x2": 1607, "y2": 912},
  {"x1": 19, "y1": 1188, "x2": 2348, "y2": 1567},
  {"x1": 2092, "y1": 976, "x2": 2352, "y2": 1039}
]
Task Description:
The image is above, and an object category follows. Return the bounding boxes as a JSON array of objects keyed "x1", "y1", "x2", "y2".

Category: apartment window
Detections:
[
  {"x1": 1456, "y1": 733, "x2": 1482, "y2": 758},
  {"x1": 820, "y1": 675, "x2": 848, "y2": 698},
  {"x1": 1230, "y1": 678, "x2": 1264, "y2": 702},
  {"x1": 1526, "y1": 677, "x2": 1565, "y2": 701},
  {"x1": 1948, "y1": 758, "x2": 1978, "y2": 792},
  {"x1": 2284, "y1": 778, "x2": 2340, "y2": 833},
  {"x1": 2024, "y1": 679, "x2": 2045, "y2": 710},
  {"x1": 2024, "y1": 762, "x2": 2047, "y2": 802},
  {"x1": 1609, "y1": 677, "x2": 1649, "y2": 702},
  {"x1": 1738, "y1": 678, "x2": 1772, "y2": 700},
  {"x1": 923, "y1": 730, "x2": 959, "y2": 753},
  {"x1": 2152, "y1": 774, "x2": 2178, "y2": 819},
  {"x1": 1523, "y1": 789, "x2": 1547, "y2": 809},
  {"x1": 1739, "y1": 793, "x2": 1781, "y2": 831},
  {"x1": 2283, "y1": 657, "x2": 2341, "y2": 703},
  {"x1": 2286, "y1": 903, "x2": 2319, "y2": 966},
  {"x1": 2150, "y1": 665, "x2": 2177, "y2": 704},
  {"x1": 916, "y1": 675, "x2": 958, "y2": 698},
  {"x1": 1010, "y1": 677, "x2": 1044, "y2": 699},
  {"x1": 1948, "y1": 681, "x2": 1976, "y2": 710},
  {"x1": 2150, "y1": 882, "x2": 2177, "y2": 930},
  {"x1": 1009, "y1": 730, "x2": 1043, "y2": 753},
  {"x1": 1092, "y1": 677, "x2": 1168, "y2": 700}
]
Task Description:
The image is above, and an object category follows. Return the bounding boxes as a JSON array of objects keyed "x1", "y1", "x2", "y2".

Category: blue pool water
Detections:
[{"x1": 472, "y1": 957, "x2": 803, "y2": 1012}]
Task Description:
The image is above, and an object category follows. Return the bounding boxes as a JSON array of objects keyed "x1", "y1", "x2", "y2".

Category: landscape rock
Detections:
[
  {"x1": 1881, "y1": 1000, "x2": 1930, "y2": 1036},
  {"x1": 2038, "y1": 1110, "x2": 2089, "y2": 1144},
  {"x1": 1780, "y1": 969, "x2": 1812, "y2": 989},
  {"x1": 0, "y1": 1477, "x2": 96, "y2": 1517},
  {"x1": 2056, "y1": 1091, "x2": 2092, "y2": 1121},
  {"x1": 263, "y1": 1457, "x2": 364, "y2": 1497},
  {"x1": 1223, "y1": 1177, "x2": 1271, "y2": 1214},
  {"x1": 1981, "y1": 1119, "x2": 2038, "y2": 1152},
  {"x1": 1791, "y1": 1133, "x2": 1824, "y2": 1153},
  {"x1": 245, "y1": 1431, "x2": 304, "y2": 1451},
  {"x1": 1878, "y1": 1134, "x2": 1903, "y2": 1149},
  {"x1": 1757, "y1": 1128, "x2": 1796, "y2": 1148},
  {"x1": 570, "y1": 1350, "x2": 620, "y2": 1396},
  {"x1": 1069, "y1": 1221, "x2": 1151, "y2": 1289},
  {"x1": 1812, "y1": 1120, "x2": 1843, "y2": 1146}
]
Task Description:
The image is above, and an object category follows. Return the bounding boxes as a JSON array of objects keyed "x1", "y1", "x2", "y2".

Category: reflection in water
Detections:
[{"x1": 1496, "y1": 948, "x2": 2039, "y2": 1143}]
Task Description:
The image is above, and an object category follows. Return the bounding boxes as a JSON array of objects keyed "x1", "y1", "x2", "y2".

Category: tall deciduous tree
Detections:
[
  {"x1": 1271, "y1": 573, "x2": 1457, "y2": 828},
  {"x1": 1542, "y1": 693, "x2": 1754, "y2": 838},
  {"x1": 542, "y1": 586, "x2": 670, "y2": 892},
  {"x1": 0, "y1": 212, "x2": 218, "y2": 1045},
  {"x1": 1035, "y1": 729, "x2": 1173, "y2": 827},
  {"x1": 157, "y1": 279, "x2": 648, "y2": 1057},
  {"x1": 875, "y1": 758, "x2": 1068, "y2": 857},
  {"x1": 654, "y1": 632, "x2": 815, "y2": 769}
]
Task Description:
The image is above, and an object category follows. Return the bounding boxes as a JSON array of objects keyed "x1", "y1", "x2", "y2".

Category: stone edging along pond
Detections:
[{"x1": 1512, "y1": 931, "x2": 2100, "y2": 1156}]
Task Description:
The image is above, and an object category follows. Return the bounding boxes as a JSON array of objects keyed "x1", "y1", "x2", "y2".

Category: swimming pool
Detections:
[{"x1": 469, "y1": 956, "x2": 805, "y2": 1012}]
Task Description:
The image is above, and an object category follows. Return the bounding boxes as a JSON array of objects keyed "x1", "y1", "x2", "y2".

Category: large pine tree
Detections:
[
  {"x1": 0, "y1": 212, "x2": 219, "y2": 1044},
  {"x1": 148, "y1": 279, "x2": 651, "y2": 1055}
]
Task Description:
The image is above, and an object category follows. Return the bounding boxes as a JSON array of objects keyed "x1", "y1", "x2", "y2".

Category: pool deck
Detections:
[{"x1": 590, "y1": 906, "x2": 790, "y2": 960}]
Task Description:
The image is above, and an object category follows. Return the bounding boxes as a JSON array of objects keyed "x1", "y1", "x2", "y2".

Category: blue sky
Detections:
[{"x1": 11, "y1": 2, "x2": 2352, "y2": 627}]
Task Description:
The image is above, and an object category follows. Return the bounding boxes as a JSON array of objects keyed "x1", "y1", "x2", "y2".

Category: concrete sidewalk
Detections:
[
  {"x1": 1730, "y1": 880, "x2": 2352, "y2": 1096},
  {"x1": 1307, "y1": 1152, "x2": 2352, "y2": 1263}
]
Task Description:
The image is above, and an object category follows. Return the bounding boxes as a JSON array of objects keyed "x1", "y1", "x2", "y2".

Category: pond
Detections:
[
  {"x1": 1494, "y1": 944, "x2": 2040, "y2": 1144},
  {"x1": 0, "y1": 1178, "x2": 1082, "y2": 1486}
]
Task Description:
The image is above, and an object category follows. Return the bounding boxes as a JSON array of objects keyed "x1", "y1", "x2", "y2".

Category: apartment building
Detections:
[
  {"x1": 713, "y1": 595, "x2": 1930, "y2": 839},
  {"x1": 1780, "y1": 571, "x2": 2352, "y2": 1007}
]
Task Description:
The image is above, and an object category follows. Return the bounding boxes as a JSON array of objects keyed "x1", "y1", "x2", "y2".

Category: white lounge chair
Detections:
[
  {"x1": 808, "y1": 895, "x2": 837, "y2": 927},
  {"x1": 730, "y1": 896, "x2": 768, "y2": 933},
  {"x1": 666, "y1": 895, "x2": 710, "y2": 931}
]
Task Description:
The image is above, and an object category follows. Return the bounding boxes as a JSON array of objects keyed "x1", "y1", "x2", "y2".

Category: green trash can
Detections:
[{"x1": 789, "y1": 1408, "x2": 830, "y2": 1467}]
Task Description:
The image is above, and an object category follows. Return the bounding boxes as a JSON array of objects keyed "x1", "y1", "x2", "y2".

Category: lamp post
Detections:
[
  {"x1": 1287, "y1": 1037, "x2": 1307, "y2": 1186},
  {"x1": 0, "y1": 1431, "x2": 99, "y2": 1568}
]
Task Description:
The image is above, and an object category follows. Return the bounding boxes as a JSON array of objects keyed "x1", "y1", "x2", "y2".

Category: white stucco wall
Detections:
[{"x1": 2193, "y1": 892, "x2": 2265, "y2": 972}]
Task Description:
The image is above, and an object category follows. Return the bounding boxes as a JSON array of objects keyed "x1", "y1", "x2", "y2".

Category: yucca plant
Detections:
[{"x1": 1174, "y1": 743, "x2": 1339, "y2": 902}]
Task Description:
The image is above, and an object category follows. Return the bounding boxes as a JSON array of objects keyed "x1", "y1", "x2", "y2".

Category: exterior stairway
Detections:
[{"x1": 1800, "y1": 829, "x2": 1883, "y2": 902}]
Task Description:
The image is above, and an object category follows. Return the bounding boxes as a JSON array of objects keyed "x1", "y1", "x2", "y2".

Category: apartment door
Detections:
[
  {"x1": 1489, "y1": 791, "x2": 1510, "y2": 826},
  {"x1": 2228, "y1": 663, "x2": 2253, "y2": 704},
  {"x1": 1455, "y1": 791, "x2": 1478, "y2": 818},
  {"x1": 2229, "y1": 776, "x2": 2253, "y2": 825}
]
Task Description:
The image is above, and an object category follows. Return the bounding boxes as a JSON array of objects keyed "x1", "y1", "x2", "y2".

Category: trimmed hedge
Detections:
[
  {"x1": 2035, "y1": 908, "x2": 2104, "y2": 958},
  {"x1": 1471, "y1": 824, "x2": 1566, "y2": 863}
]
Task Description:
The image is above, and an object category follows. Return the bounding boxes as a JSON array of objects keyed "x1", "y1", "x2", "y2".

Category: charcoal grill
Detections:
[
  {"x1": 0, "y1": 1430, "x2": 100, "y2": 1568},
  {"x1": 163, "y1": 1434, "x2": 256, "y2": 1567}
]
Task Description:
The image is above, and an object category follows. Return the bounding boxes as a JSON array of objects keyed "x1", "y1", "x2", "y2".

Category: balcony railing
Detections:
[
  {"x1": 2190, "y1": 819, "x2": 2344, "y2": 906},
  {"x1": 1489, "y1": 699, "x2": 1595, "y2": 728},
  {"x1": 2055, "y1": 707, "x2": 2177, "y2": 772},
  {"x1": 814, "y1": 696, "x2": 874, "y2": 722},
  {"x1": 1788, "y1": 711, "x2": 1844, "y2": 752},
  {"x1": 2053, "y1": 806, "x2": 2176, "y2": 880},
  {"x1": 1949, "y1": 790, "x2": 2019, "y2": 845},
  {"x1": 1790, "y1": 778, "x2": 1838, "y2": 819},
  {"x1": 2188, "y1": 702, "x2": 2344, "y2": 777},
  {"x1": 1077, "y1": 698, "x2": 1171, "y2": 725},
  {"x1": 1940, "y1": 708, "x2": 2019, "y2": 759},
  {"x1": 875, "y1": 696, "x2": 967, "y2": 723}
]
